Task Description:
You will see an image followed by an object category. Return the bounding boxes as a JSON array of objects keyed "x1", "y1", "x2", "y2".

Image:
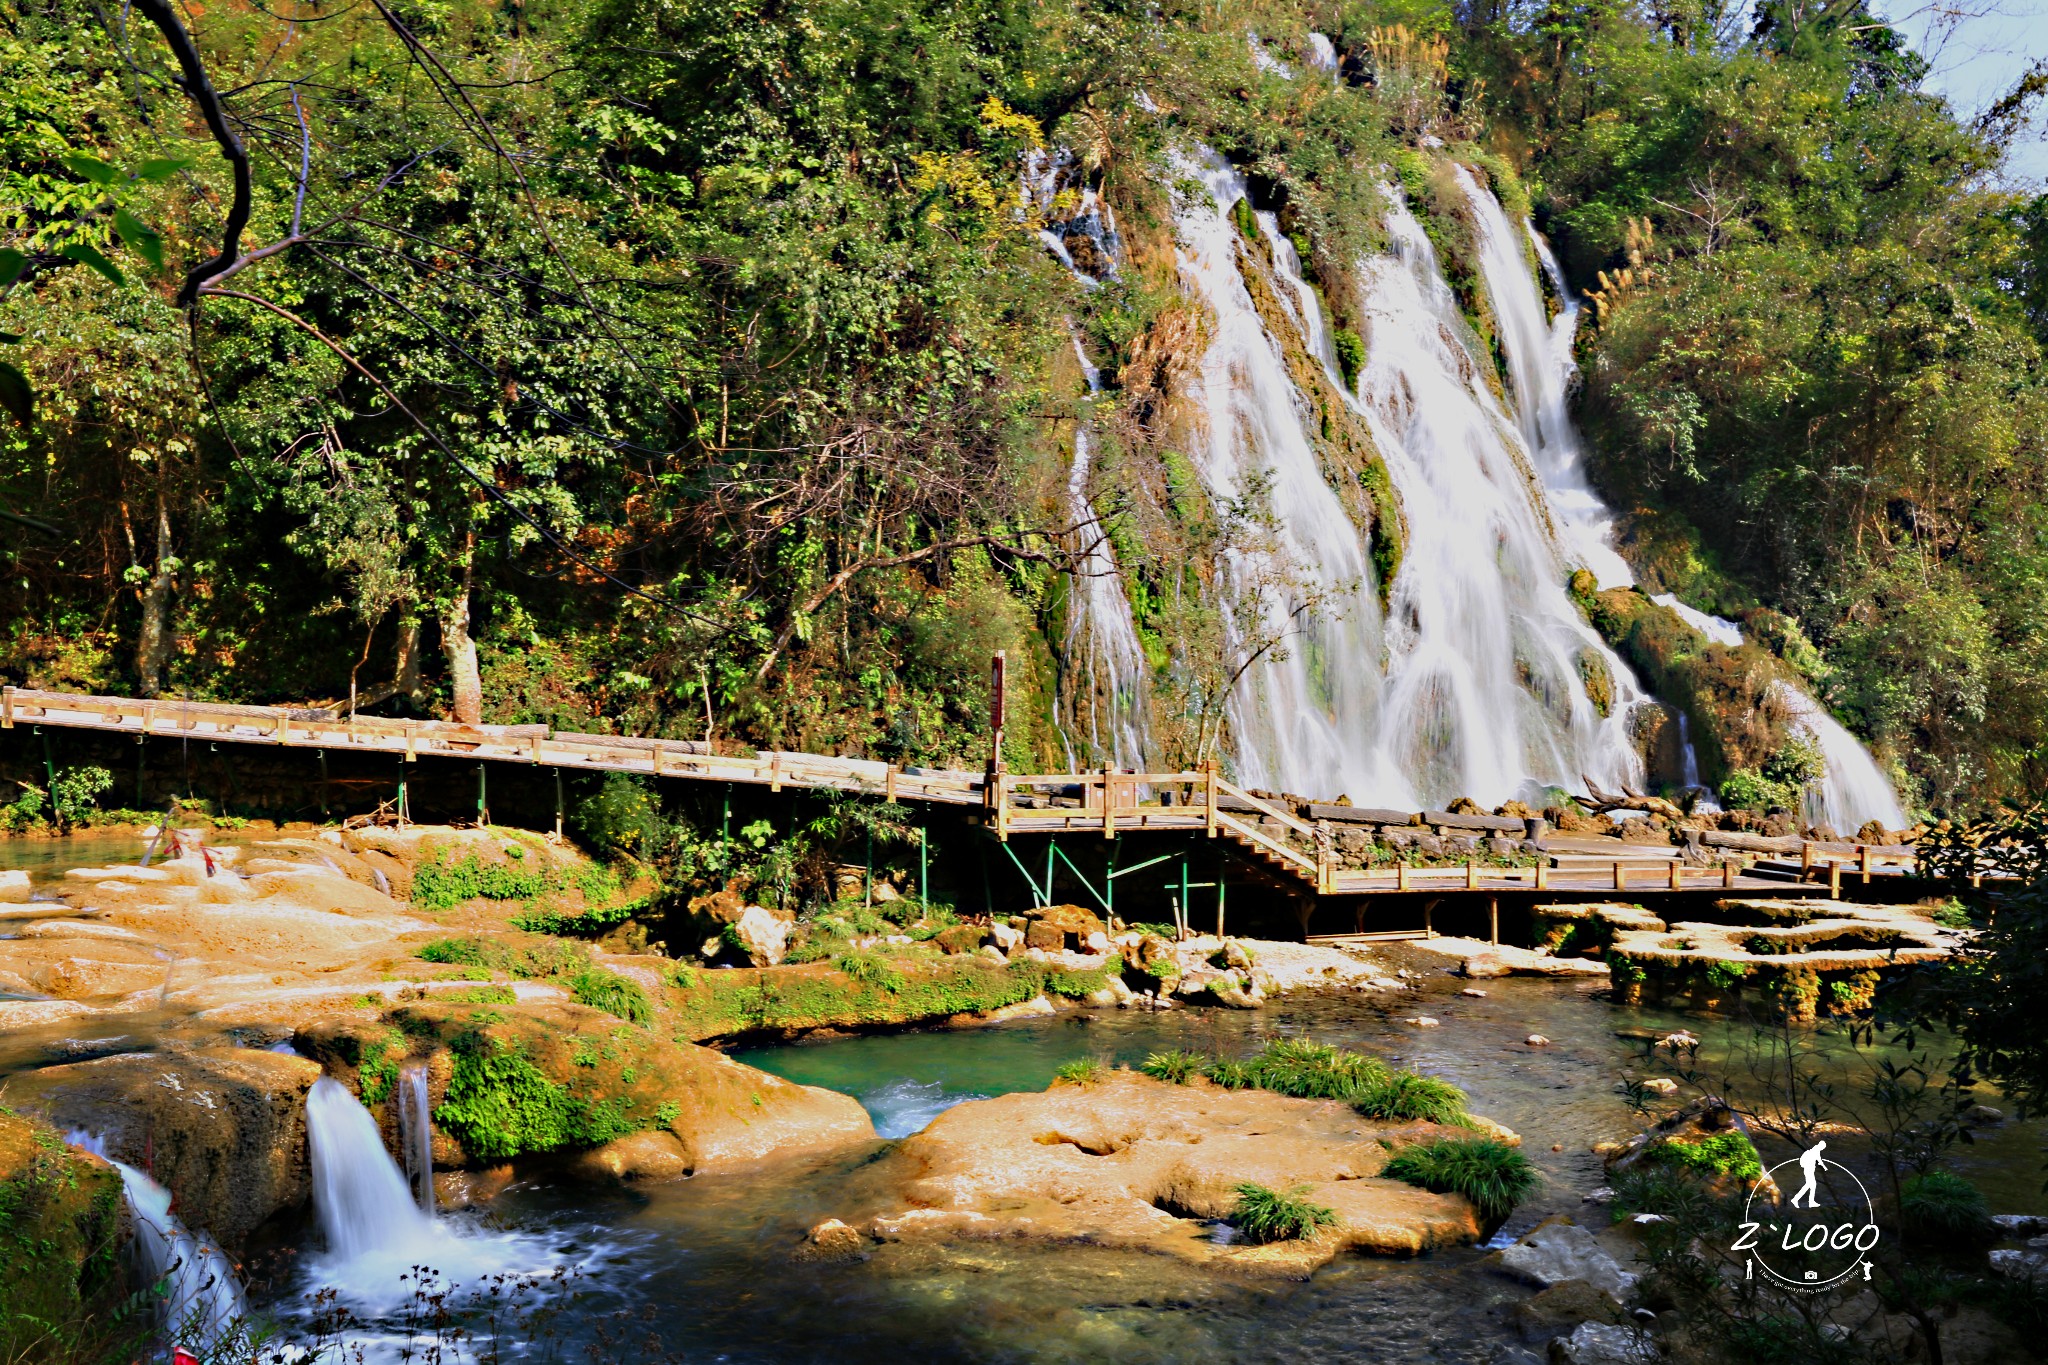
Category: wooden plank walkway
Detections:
[{"x1": 2, "y1": 685, "x2": 1925, "y2": 901}]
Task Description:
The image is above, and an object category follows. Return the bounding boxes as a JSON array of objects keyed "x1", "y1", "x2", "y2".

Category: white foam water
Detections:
[
  {"x1": 860, "y1": 1077, "x2": 989, "y2": 1139},
  {"x1": 67, "y1": 1129, "x2": 247, "y2": 1356}
]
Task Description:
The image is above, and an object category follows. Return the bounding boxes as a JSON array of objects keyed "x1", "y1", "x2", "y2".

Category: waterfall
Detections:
[
  {"x1": 1063, "y1": 333, "x2": 1153, "y2": 768},
  {"x1": 1773, "y1": 683, "x2": 1909, "y2": 831},
  {"x1": 308, "y1": 1076, "x2": 435, "y2": 1263},
  {"x1": 396, "y1": 1064, "x2": 435, "y2": 1216},
  {"x1": 1455, "y1": 169, "x2": 1905, "y2": 829},
  {"x1": 1172, "y1": 149, "x2": 1404, "y2": 800},
  {"x1": 66, "y1": 1130, "x2": 247, "y2": 1355}
]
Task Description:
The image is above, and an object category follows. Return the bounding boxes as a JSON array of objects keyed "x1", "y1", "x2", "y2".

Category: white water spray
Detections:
[
  {"x1": 1063, "y1": 334, "x2": 1153, "y2": 768},
  {"x1": 1456, "y1": 168, "x2": 1904, "y2": 828},
  {"x1": 67, "y1": 1130, "x2": 247, "y2": 1356}
]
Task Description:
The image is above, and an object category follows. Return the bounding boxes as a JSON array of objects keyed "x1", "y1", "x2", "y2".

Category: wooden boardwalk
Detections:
[{"x1": 1, "y1": 686, "x2": 1921, "y2": 902}]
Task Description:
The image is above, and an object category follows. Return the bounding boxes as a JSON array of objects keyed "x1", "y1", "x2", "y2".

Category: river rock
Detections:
[
  {"x1": 1550, "y1": 1321, "x2": 1656, "y2": 1364},
  {"x1": 1526, "y1": 1035, "x2": 1551, "y2": 1046},
  {"x1": 842, "y1": 1070, "x2": 1503, "y2": 1276},
  {"x1": 1638, "y1": 1078, "x2": 1678, "y2": 1095},
  {"x1": 5, "y1": 1046, "x2": 323, "y2": 1249},
  {"x1": 1512, "y1": 1279, "x2": 1627, "y2": 1340},
  {"x1": 0, "y1": 869, "x2": 29, "y2": 903},
  {"x1": 1498, "y1": 1218, "x2": 1638, "y2": 1300},
  {"x1": 988, "y1": 922, "x2": 1024, "y2": 953},
  {"x1": 1993, "y1": 1214, "x2": 2048, "y2": 1239},
  {"x1": 0, "y1": 1107, "x2": 128, "y2": 1333},
  {"x1": 794, "y1": 1217, "x2": 868, "y2": 1262},
  {"x1": 1021, "y1": 904, "x2": 1107, "y2": 953},
  {"x1": 569, "y1": 1130, "x2": 692, "y2": 1183}
]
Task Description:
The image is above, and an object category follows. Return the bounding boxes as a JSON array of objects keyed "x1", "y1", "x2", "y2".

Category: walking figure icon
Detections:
[{"x1": 1790, "y1": 1140, "x2": 1828, "y2": 1209}]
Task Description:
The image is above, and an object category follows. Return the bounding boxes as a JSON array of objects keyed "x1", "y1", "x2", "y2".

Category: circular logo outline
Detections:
[{"x1": 1738, "y1": 1154, "x2": 1880, "y2": 1292}]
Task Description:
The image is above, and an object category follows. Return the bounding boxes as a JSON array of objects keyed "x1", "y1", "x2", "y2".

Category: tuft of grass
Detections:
[
  {"x1": 1246, "y1": 1038, "x2": 1388, "y2": 1100},
  {"x1": 568, "y1": 968, "x2": 653, "y2": 1026},
  {"x1": 1053, "y1": 1058, "x2": 1104, "y2": 1087},
  {"x1": 1381, "y1": 1138, "x2": 1537, "y2": 1224},
  {"x1": 1203, "y1": 1059, "x2": 1260, "y2": 1089},
  {"x1": 1351, "y1": 1071, "x2": 1472, "y2": 1127},
  {"x1": 418, "y1": 936, "x2": 491, "y2": 966},
  {"x1": 1139, "y1": 1049, "x2": 1209, "y2": 1084},
  {"x1": 833, "y1": 949, "x2": 905, "y2": 993},
  {"x1": 454, "y1": 984, "x2": 517, "y2": 1005},
  {"x1": 1231, "y1": 1182, "x2": 1338, "y2": 1244},
  {"x1": 1900, "y1": 1170, "x2": 1993, "y2": 1245}
]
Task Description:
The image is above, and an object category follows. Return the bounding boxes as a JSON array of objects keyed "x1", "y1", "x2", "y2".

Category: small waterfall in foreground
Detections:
[
  {"x1": 67, "y1": 1130, "x2": 247, "y2": 1355},
  {"x1": 308, "y1": 1076, "x2": 435, "y2": 1263},
  {"x1": 1063, "y1": 334, "x2": 1154, "y2": 768},
  {"x1": 396, "y1": 1064, "x2": 436, "y2": 1216},
  {"x1": 1457, "y1": 171, "x2": 1905, "y2": 828}
]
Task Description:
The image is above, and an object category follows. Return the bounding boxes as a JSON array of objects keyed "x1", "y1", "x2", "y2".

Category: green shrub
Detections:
[
  {"x1": 1706, "y1": 960, "x2": 1749, "y2": 989},
  {"x1": 49, "y1": 765, "x2": 113, "y2": 827},
  {"x1": 418, "y1": 937, "x2": 491, "y2": 966},
  {"x1": 1231, "y1": 1182, "x2": 1337, "y2": 1244},
  {"x1": 1053, "y1": 1059, "x2": 1103, "y2": 1087},
  {"x1": 1139, "y1": 1049, "x2": 1208, "y2": 1084},
  {"x1": 834, "y1": 949, "x2": 905, "y2": 993},
  {"x1": 1380, "y1": 1139, "x2": 1537, "y2": 1223},
  {"x1": 456, "y1": 985, "x2": 517, "y2": 1005},
  {"x1": 1352, "y1": 1071, "x2": 1472, "y2": 1126},
  {"x1": 1899, "y1": 1170, "x2": 1993, "y2": 1245},
  {"x1": 1333, "y1": 328, "x2": 1365, "y2": 388},
  {"x1": 1931, "y1": 900, "x2": 1972, "y2": 928},
  {"x1": 1645, "y1": 1130, "x2": 1762, "y2": 1182},
  {"x1": 568, "y1": 968, "x2": 652, "y2": 1025},
  {"x1": 1203, "y1": 1059, "x2": 1260, "y2": 1089},
  {"x1": 1247, "y1": 1038, "x2": 1387, "y2": 1100}
]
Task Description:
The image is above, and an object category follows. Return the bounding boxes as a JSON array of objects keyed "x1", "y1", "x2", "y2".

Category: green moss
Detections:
[
  {"x1": 0, "y1": 1109, "x2": 131, "y2": 1362},
  {"x1": 1230, "y1": 194, "x2": 1259, "y2": 241},
  {"x1": 1705, "y1": 960, "x2": 1748, "y2": 989},
  {"x1": 663, "y1": 956, "x2": 1101, "y2": 1039},
  {"x1": 1645, "y1": 1130, "x2": 1762, "y2": 1182},
  {"x1": 1333, "y1": 328, "x2": 1365, "y2": 388},
  {"x1": 433, "y1": 1028, "x2": 642, "y2": 1161}
]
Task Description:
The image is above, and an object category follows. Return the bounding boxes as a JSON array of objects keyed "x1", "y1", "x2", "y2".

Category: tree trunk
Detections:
[
  {"x1": 135, "y1": 493, "x2": 175, "y2": 698},
  {"x1": 443, "y1": 538, "x2": 482, "y2": 725},
  {"x1": 392, "y1": 617, "x2": 423, "y2": 704}
]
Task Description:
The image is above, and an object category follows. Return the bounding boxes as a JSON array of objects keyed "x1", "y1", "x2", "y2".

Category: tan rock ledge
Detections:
[{"x1": 833, "y1": 1070, "x2": 1515, "y2": 1277}]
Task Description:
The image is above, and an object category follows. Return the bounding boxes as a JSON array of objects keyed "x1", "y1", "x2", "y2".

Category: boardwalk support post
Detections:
[
  {"x1": 1535, "y1": 859, "x2": 1549, "y2": 891},
  {"x1": 1668, "y1": 859, "x2": 1682, "y2": 891},
  {"x1": 1489, "y1": 896, "x2": 1498, "y2": 945}
]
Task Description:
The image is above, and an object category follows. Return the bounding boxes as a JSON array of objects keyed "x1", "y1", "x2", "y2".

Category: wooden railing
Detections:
[{"x1": 2, "y1": 685, "x2": 1934, "y2": 897}]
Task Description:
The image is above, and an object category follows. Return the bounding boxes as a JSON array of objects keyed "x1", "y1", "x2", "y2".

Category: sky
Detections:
[{"x1": 1887, "y1": 0, "x2": 2048, "y2": 186}]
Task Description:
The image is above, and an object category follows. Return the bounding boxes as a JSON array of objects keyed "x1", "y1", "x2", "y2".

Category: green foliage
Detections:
[
  {"x1": 433, "y1": 1029, "x2": 640, "y2": 1161},
  {"x1": 1644, "y1": 1131, "x2": 1763, "y2": 1182},
  {"x1": 1898, "y1": 1170, "x2": 1992, "y2": 1246},
  {"x1": 1706, "y1": 960, "x2": 1749, "y2": 989},
  {"x1": 1138, "y1": 1049, "x2": 1206, "y2": 1084},
  {"x1": 1332, "y1": 329, "x2": 1365, "y2": 389},
  {"x1": 411, "y1": 845, "x2": 549, "y2": 911},
  {"x1": 1052, "y1": 1059, "x2": 1103, "y2": 1086},
  {"x1": 1230, "y1": 1182, "x2": 1337, "y2": 1244},
  {"x1": 1719, "y1": 738, "x2": 1827, "y2": 815},
  {"x1": 568, "y1": 968, "x2": 652, "y2": 1025},
  {"x1": 1242, "y1": 1037, "x2": 1388, "y2": 1100},
  {"x1": 1379, "y1": 1139, "x2": 1537, "y2": 1223},
  {"x1": 456, "y1": 984, "x2": 517, "y2": 1005},
  {"x1": 832, "y1": 949, "x2": 906, "y2": 994},
  {"x1": 1351, "y1": 1070, "x2": 1472, "y2": 1126},
  {"x1": 47, "y1": 766, "x2": 111, "y2": 827}
]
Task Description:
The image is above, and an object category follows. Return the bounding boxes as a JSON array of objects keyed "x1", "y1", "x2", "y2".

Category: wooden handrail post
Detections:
[
  {"x1": 770, "y1": 754, "x2": 782, "y2": 793},
  {"x1": 1668, "y1": 859, "x2": 1682, "y2": 891},
  {"x1": 1317, "y1": 820, "x2": 1333, "y2": 894},
  {"x1": 4, "y1": 685, "x2": 15, "y2": 729},
  {"x1": 1723, "y1": 859, "x2": 1736, "y2": 889},
  {"x1": 1829, "y1": 859, "x2": 1842, "y2": 899},
  {"x1": 275, "y1": 707, "x2": 290, "y2": 745},
  {"x1": 886, "y1": 764, "x2": 898, "y2": 803},
  {"x1": 996, "y1": 772, "x2": 1012, "y2": 842},
  {"x1": 1397, "y1": 861, "x2": 1410, "y2": 891},
  {"x1": 1103, "y1": 765, "x2": 1116, "y2": 840},
  {"x1": 1801, "y1": 841, "x2": 1813, "y2": 879},
  {"x1": 1204, "y1": 762, "x2": 1218, "y2": 837},
  {"x1": 1535, "y1": 859, "x2": 1549, "y2": 891},
  {"x1": 1613, "y1": 860, "x2": 1625, "y2": 892},
  {"x1": 1465, "y1": 858, "x2": 1478, "y2": 890},
  {"x1": 1859, "y1": 843, "x2": 1871, "y2": 884}
]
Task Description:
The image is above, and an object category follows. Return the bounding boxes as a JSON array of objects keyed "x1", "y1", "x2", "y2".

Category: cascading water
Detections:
[
  {"x1": 1172, "y1": 149, "x2": 1404, "y2": 800},
  {"x1": 1172, "y1": 146, "x2": 1655, "y2": 805},
  {"x1": 1063, "y1": 335, "x2": 1154, "y2": 768},
  {"x1": 303, "y1": 1075, "x2": 559, "y2": 1317},
  {"x1": 67, "y1": 1130, "x2": 248, "y2": 1355},
  {"x1": 1456, "y1": 170, "x2": 1906, "y2": 829},
  {"x1": 396, "y1": 1064, "x2": 436, "y2": 1216}
]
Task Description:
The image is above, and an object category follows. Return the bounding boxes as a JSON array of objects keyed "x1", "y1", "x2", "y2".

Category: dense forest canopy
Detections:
[{"x1": 2, "y1": 0, "x2": 2043, "y2": 815}]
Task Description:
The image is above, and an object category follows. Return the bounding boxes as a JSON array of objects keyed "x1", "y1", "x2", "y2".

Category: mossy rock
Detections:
[
  {"x1": 661, "y1": 955, "x2": 1114, "y2": 1040},
  {"x1": 0, "y1": 1107, "x2": 130, "y2": 1360},
  {"x1": 297, "y1": 998, "x2": 872, "y2": 1170}
]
